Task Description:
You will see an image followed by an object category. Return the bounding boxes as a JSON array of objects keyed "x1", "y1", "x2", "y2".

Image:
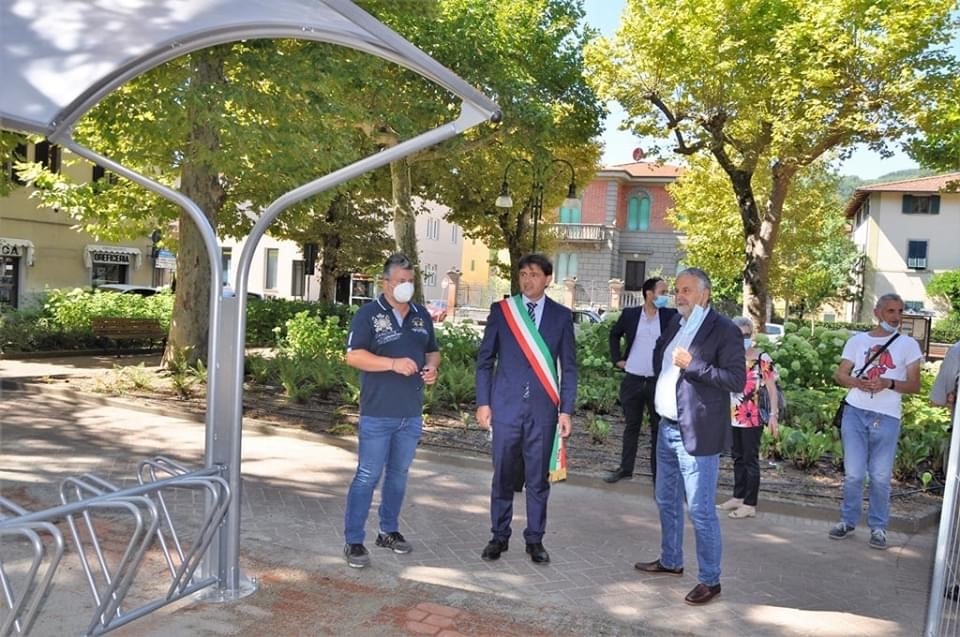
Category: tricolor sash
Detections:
[{"x1": 498, "y1": 296, "x2": 567, "y2": 482}]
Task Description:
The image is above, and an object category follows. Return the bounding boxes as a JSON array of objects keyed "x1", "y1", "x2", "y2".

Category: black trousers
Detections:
[
  {"x1": 731, "y1": 426, "x2": 763, "y2": 506},
  {"x1": 619, "y1": 374, "x2": 658, "y2": 480}
]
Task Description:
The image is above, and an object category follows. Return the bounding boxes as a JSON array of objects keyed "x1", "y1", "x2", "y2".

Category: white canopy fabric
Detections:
[{"x1": 0, "y1": 0, "x2": 500, "y2": 136}]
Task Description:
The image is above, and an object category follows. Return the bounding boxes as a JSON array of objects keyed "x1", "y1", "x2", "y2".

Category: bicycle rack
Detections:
[{"x1": 0, "y1": 457, "x2": 231, "y2": 636}]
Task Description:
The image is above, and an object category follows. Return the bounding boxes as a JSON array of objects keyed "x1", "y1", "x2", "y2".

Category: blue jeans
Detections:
[
  {"x1": 344, "y1": 416, "x2": 422, "y2": 544},
  {"x1": 840, "y1": 404, "x2": 901, "y2": 531},
  {"x1": 655, "y1": 419, "x2": 722, "y2": 586}
]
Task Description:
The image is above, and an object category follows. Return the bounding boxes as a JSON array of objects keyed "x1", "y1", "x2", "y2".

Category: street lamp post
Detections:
[
  {"x1": 494, "y1": 157, "x2": 580, "y2": 254},
  {"x1": 149, "y1": 229, "x2": 162, "y2": 287}
]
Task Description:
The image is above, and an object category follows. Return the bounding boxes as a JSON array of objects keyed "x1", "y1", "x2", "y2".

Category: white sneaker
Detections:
[
  {"x1": 728, "y1": 505, "x2": 756, "y2": 519},
  {"x1": 717, "y1": 498, "x2": 743, "y2": 511}
]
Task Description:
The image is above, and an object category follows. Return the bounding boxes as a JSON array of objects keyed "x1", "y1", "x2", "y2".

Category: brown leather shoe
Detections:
[
  {"x1": 634, "y1": 559, "x2": 683, "y2": 575},
  {"x1": 684, "y1": 582, "x2": 721, "y2": 605}
]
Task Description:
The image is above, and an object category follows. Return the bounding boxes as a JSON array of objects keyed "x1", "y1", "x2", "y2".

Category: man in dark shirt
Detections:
[
  {"x1": 342, "y1": 254, "x2": 440, "y2": 568},
  {"x1": 606, "y1": 277, "x2": 677, "y2": 484}
]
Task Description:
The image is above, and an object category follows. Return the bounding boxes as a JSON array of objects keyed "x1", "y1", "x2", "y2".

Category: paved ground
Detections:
[{"x1": 0, "y1": 355, "x2": 941, "y2": 636}]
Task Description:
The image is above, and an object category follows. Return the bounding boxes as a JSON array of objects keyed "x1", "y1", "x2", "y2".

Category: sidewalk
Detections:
[{"x1": 1, "y1": 374, "x2": 936, "y2": 636}]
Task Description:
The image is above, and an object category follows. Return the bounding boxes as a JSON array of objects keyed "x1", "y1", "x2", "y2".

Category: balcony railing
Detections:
[{"x1": 549, "y1": 223, "x2": 604, "y2": 242}]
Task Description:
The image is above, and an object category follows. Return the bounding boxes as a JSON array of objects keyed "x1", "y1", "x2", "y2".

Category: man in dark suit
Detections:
[
  {"x1": 634, "y1": 268, "x2": 745, "y2": 606},
  {"x1": 475, "y1": 254, "x2": 578, "y2": 565},
  {"x1": 606, "y1": 276, "x2": 678, "y2": 484}
]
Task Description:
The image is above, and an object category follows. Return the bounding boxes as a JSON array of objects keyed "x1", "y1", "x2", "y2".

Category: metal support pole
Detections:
[{"x1": 531, "y1": 181, "x2": 544, "y2": 254}]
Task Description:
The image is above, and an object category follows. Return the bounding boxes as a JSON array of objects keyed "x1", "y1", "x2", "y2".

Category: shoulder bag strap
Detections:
[{"x1": 853, "y1": 333, "x2": 900, "y2": 379}]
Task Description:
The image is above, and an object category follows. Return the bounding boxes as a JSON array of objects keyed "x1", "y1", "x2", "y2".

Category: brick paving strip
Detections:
[{"x1": 0, "y1": 385, "x2": 937, "y2": 636}]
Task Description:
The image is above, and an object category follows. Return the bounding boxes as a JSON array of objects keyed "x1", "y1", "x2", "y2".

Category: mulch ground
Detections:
[{"x1": 33, "y1": 369, "x2": 943, "y2": 520}]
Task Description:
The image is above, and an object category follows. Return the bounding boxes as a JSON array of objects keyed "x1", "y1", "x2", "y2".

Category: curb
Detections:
[{"x1": 2, "y1": 378, "x2": 940, "y2": 534}]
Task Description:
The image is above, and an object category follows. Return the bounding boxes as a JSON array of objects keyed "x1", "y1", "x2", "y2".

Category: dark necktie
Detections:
[{"x1": 523, "y1": 301, "x2": 536, "y2": 400}]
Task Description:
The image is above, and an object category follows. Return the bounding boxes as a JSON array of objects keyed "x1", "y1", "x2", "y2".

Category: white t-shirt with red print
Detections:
[
  {"x1": 730, "y1": 352, "x2": 777, "y2": 428},
  {"x1": 842, "y1": 332, "x2": 923, "y2": 419}
]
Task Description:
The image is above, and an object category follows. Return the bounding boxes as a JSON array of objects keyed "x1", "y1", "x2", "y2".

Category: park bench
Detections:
[{"x1": 91, "y1": 317, "x2": 167, "y2": 353}]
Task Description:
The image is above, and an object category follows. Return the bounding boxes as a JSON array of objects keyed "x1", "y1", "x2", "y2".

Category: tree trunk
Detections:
[
  {"x1": 739, "y1": 167, "x2": 794, "y2": 329},
  {"x1": 390, "y1": 158, "x2": 422, "y2": 302},
  {"x1": 317, "y1": 198, "x2": 343, "y2": 304},
  {"x1": 163, "y1": 49, "x2": 227, "y2": 368}
]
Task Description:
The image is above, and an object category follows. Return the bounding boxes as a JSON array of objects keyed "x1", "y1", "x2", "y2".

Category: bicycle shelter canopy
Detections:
[
  {"x1": 0, "y1": 0, "x2": 499, "y2": 137},
  {"x1": 0, "y1": 0, "x2": 500, "y2": 618}
]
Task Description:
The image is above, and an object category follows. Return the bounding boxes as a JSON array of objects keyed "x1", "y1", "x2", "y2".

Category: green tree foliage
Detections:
[
  {"x1": 587, "y1": 0, "x2": 957, "y2": 326},
  {"x1": 668, "y1": 156, "x2": 858, "y2": 318},
  {"x1": 909, "y1": 73, "x2": 960, "y2": 174},
  {"x1": 401, "y1": 0, "x2": 604, "y2": 294},
  {"x1": 928, "y1": 269, "x2": 960, "y2": 316}
]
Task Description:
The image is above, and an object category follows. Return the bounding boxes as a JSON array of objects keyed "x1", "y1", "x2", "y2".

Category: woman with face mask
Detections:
[{"x1": 718, "y1": 317, "x2": 780, "y2": 519}]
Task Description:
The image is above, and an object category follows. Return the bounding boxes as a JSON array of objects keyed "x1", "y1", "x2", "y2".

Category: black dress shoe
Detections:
[
  {"x1": 525, "y1": 542, "x2": 550, "y2": 564},
  {"x1": 634, "y1": 559, "x2": 683, "y2": 575},
  {"x1": 481, "y1": 538, "x2": 509, "y2": 561},
  {"x1": 684, "y1": 582, "x2": 721, "y2": 605},
  {"x1": 603, "y1": 467, "x2": 633, "y2": 483}
]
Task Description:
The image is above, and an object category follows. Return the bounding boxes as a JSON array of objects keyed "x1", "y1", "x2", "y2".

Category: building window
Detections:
[
  {"x1": 92, "y1": 263, "x2": 129, "y2": 287},
  {"x1": 8, "y1": 143, "x2": 27, "y2": 185},
  {"x1": 291, "y1": 260, "x2": 306, "y2": 297},
  {"x1": 625, "y1": 260, "x2": 646, "y2": 291},
  {"x1": 265, "y1": 248, "x2": 279, "y2": 289},
  {"x1": 451, "y1": 225, "x2": 459, "y2": 243},
  {"x1": 627, "y1": 194, "x2": 650, "y2": 231},
  {"x1": 470, "y1": 259, "x2": 476, "y2": 272},
  {"x1": 559, "y1": 206, "x2": 581, "y2": 224},
  {"x1": 425, "y1": 218, "x2": 440, "y2": 240},
  {"x1": 221, "y1": 248, "x2": 232, "y2": 286},
  {"x1": 0, "y1": 256, "x2": 20, "y2": 309},
  {"x1": 906, "y1": 240, "x2": 928, "y2": 270},
  {"x1": 34, "y1": 141, "x2": 61, "y2": 174},
  {"x1": 555, "y1": 253, "x2": 579, "y2": 280},
  {"x1": 92, "y1": 164, "x2": 119, "y2": 184},
  {"x1": 902, "y1": 195, "x2": 940, "y2": 215},
  {"x1": 423, "y1": 263, "x2": 438, "y2": 287}
]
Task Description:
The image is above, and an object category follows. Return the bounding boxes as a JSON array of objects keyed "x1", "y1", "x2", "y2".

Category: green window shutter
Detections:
[
  {"x1": 638, "y1": 196, "x2": 650, "y2": 231},
  {"x1": 556, "y1": 253, "x2": 567, "y2": 280},
  {"x1": 569, "y1": 253, "x2": 578, "y2": 277},
  {"x1": 627, "y1": 197, "x2": 640, "y2": 231},
  {"x1": 560, "y1": 207, "x2": 570, "y2": 224},
  {"x1": 931, "y1": 196, "x2": 941, "y2": 214},
  {"x1": 571, "y1": 207, "x2": 581, "y2": 223},
  {"x1": 901, "y1": 194, "x2": 913, "y2": 213}
]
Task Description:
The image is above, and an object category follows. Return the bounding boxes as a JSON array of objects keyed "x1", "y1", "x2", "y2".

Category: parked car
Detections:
[
  {"x1": 426, "y1": 299, "x2": 448, "y2": 322},
  {"x1": 222, "y1": 286, "x2": 264, "y2": 300},
  {"x1": 572, "y1": 309, "x2": 602, "y2": 325},
  {"x1": 96, "y1": 283, "x2": 161, "y2": 297},
  {"x1": 763, "y1": 323, "x2": 784, "y2": 343}
]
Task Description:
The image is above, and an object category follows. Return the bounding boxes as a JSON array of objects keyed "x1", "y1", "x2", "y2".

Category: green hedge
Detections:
[{"x1": 0, "y1": 289, "x2": 355, "y2": 352}]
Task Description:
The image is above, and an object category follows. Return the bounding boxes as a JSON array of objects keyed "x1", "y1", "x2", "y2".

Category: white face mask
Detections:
[
  {"x1": 879, "y1": 320, "x2": 898, "y2": 334},
  {"x1": 392, "y1": 281, "x2": 414, "y2": 304}
]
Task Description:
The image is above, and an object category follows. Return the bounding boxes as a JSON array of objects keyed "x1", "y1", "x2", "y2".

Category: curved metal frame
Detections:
[{"x1": 1, "y1": 0, "x2": 500, "y2": 607}]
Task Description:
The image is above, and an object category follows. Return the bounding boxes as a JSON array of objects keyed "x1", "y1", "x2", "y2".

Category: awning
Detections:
[
  {"x1": 0, "y1": 238, "x2": 35, "y2": 266},
  {"x1": 0, "y1": 0, "x2": 500, "y2": 137},
  {"x1": 84, "y1": 245, "x2": 142, "y2": 269}
]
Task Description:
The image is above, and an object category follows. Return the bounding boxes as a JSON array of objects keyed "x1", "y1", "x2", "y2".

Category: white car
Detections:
[
  {"x1": 763, "y1": 323, "x2": 785, "y2": 343},
  {"x1": 97, "y1": 283, "x2": 162, "y2": 297}
]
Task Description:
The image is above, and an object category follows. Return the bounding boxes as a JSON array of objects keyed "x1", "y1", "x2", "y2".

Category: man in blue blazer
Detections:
[
  {"x1": 475, "y1": 254, "x2": 578, "y2": 565},
  {"x1": 634, "y1": 268, "x2": 745, "y2": 606},
  {"x1": 606, "y1": 277, "x2": 678, "y2": 484}
]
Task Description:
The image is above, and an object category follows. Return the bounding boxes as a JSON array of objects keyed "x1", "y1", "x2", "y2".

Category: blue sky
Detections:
[{"x1": 580, "y1": 0, "x2": 923, "y2": 179}]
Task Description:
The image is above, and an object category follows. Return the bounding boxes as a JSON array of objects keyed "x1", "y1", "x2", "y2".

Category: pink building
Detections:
[{"x1": 548, "y1": 161, "x2": 684, "y2": 307}]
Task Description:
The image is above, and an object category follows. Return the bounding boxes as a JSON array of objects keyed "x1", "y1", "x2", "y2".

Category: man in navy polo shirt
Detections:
[{"x1": 343, "y1": 253, "x2": 440, "y2": 568}]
